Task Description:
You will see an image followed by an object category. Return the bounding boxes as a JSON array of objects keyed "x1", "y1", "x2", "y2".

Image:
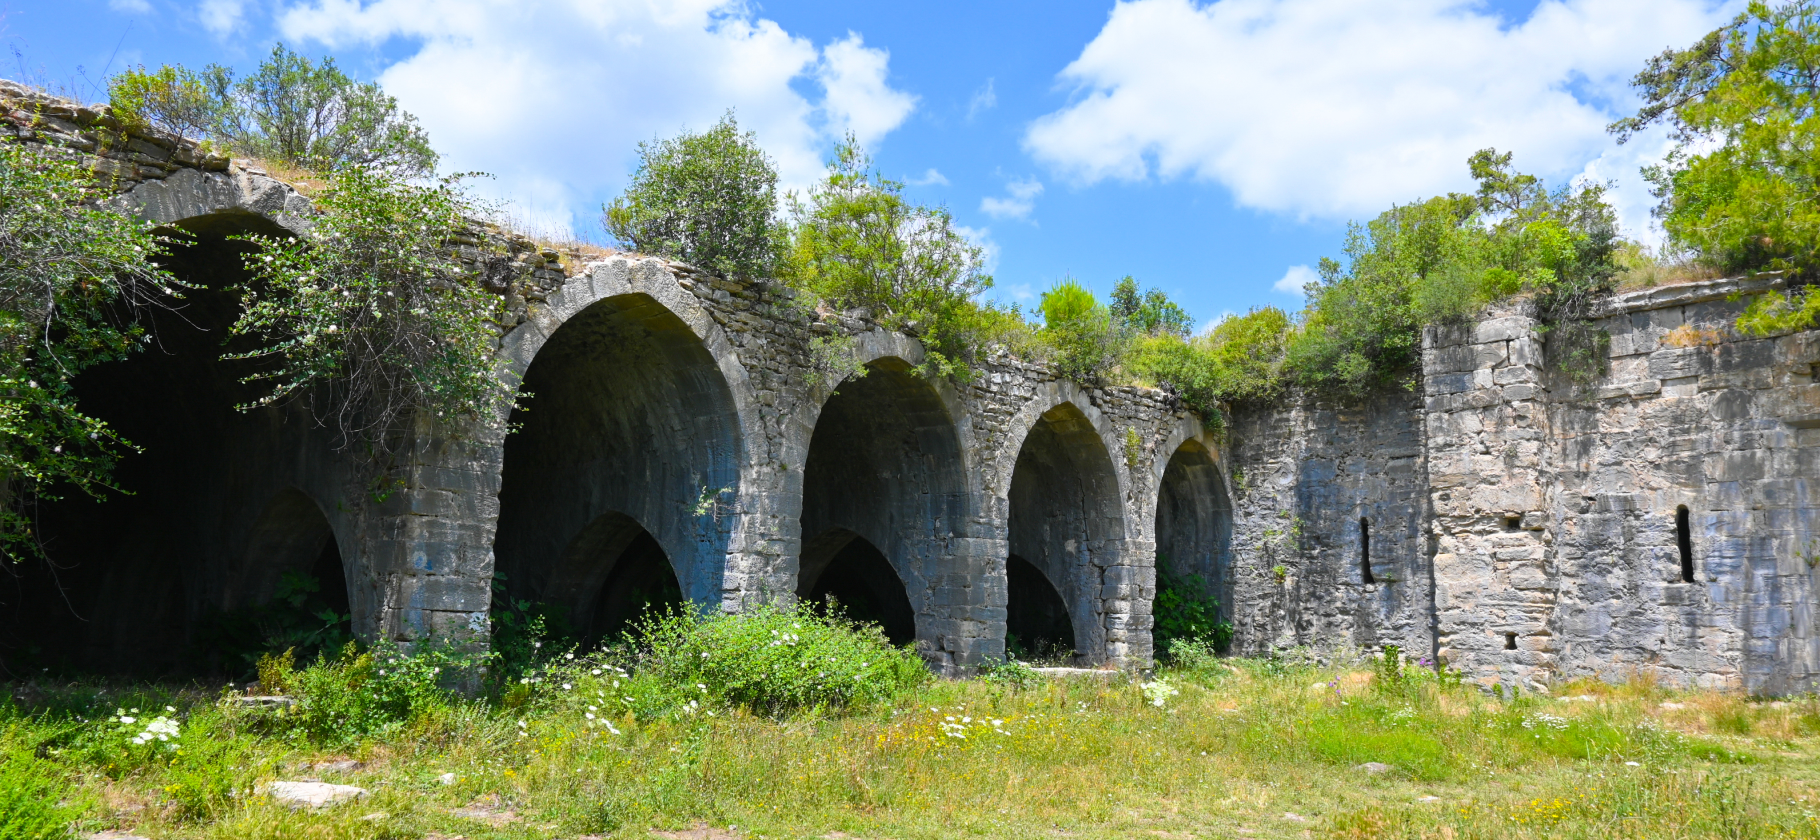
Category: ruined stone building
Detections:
[{"x1": 3, "y1": 83, "x2": 1816, "y2": 693}]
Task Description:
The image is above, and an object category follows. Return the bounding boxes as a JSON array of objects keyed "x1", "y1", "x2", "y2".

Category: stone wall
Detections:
[
  {"x1": 1223, "y1": 393, "x2": 1434, "y2": 660},
  {"x1": 1425, "y1": 277, "x2": 1820, "y2": 694},
  {"x1": 6, "y1": 80, "x2": 1818, "y2": 693}
]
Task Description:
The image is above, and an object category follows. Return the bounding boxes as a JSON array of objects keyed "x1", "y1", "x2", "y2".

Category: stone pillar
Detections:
[
  {"x1": 1425, "y1": 307, "x2": 1558, "y2": 690},
  {"x1": 366, "y1": 419, "x2": 501, "y2": 647}
]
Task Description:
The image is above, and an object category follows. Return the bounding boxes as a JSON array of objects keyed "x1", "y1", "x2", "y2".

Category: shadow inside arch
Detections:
[
  {"x1": 493, "y1": 291, "x2": 741, "y2": 640},
  {"x1": 798, "y1": 528, "x2": 916, "y2": 647},
  {"x1": 1006, "y1": 401, "x2": 1125, "y2": 666}
]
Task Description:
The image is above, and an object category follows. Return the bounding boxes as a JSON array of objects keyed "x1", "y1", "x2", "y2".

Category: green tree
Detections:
[
  {"x1": 227, "y1": 168, "x2": 509, "y2": 470},
  {"x1": 783, "y1": 137, "x2": 1007, "y2": 380},
  {"x1": 107, "y1": 63, "x2": 223, "y2": 141},
  {"x1": 1613, "y1": 0, "x2": 1820, "y2": 333},
  {"x1": 1284, "y1": 150, "x2": 1618, "y2": 396},
  {"x1": 0, "y1": 140, "x2": 180, "y2": 559},
  {"x1": 1039, "y1": 278, "x2": 1119, "y2": 382},
  {"x1": 109, "y1": 45, "x2": 437, "y2": 177},
  {"x1": 604, "y1": 112, "x2": 783, "y2": 278},
  {"x1": 1110, "y1": 275, "x2": 1193, "y2": 338}
]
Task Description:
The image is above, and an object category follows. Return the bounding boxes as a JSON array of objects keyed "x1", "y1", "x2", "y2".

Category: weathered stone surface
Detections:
[{"x1": 261, "y1": 781, "x2": 369, "y2": 809}]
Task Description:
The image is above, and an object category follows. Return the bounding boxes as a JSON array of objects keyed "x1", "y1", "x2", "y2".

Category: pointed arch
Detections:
[
  {"x1": 797, "y1": 355, "x2": 971, "y2": 663},
  {"x1": 1005, "y1": 400, "x2": 1128, "y2": 665},
  {"x1": 493, "y1": 279, "x2": 745, "y2": 619},
  {"x1": 1155, "y1": 437, "x2": 1234, "y2": 620}
]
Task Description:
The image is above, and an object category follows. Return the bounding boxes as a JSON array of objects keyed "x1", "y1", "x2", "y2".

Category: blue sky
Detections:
[{"x1": 4, "y1": 0, "x2": 1738, "y2": 328}]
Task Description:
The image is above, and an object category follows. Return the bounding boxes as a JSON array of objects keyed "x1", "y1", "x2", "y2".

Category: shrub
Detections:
[
  {"x1": 1152, "y1": 565, "x2": 1232, "y2": 657},
  {"x1": 604, "y1": 111, "x2": 782, "y2": 278},
  {"x1": 228, "y1": 167, "x2": 510, "y2": 474},
  {"x1": 1039, "y1": 278, "x2": 1119, "y2": 383},
  {"x1": 1110, "y1": 275, "x2": 1193, "y2": 338},
  {"x1": 265, "y1": 641, "x2": 464, "y2": 744},
  {"x1": 1126, "y1": 306, "x2": 1290, "y2": 415},
  {"x1": 107, "y1": 63, "x2": 221, "y2": 141},
  {"x1": 617, "y1": 604, "x2": 927, "y2": 716},
  {"x1": 0, "y1": 138, "x2": 181, "y2": 560},
  {"x1": 0, "y1": 752, "x2": 78, "y2": 840}
]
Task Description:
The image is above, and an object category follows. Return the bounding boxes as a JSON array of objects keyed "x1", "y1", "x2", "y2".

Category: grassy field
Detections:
[{"x1": 4, "y1": 637, "x2": 1820, "y2": 840}]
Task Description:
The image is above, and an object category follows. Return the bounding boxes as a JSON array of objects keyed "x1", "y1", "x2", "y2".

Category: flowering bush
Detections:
[
  {"x1": 630, "y1": 604, "x2": 928, "y2": 715},
  {"x1": 527, "y1": 604, "x2": 928, "y2": 719},
  {"x1": 115, "y1": 706, "x2": 181, "y2": 749},
  {"x1": 255, "y1": 641, "x2": 470, "y2": 744},
  {"x1": 0, "y1": 138, "x2": 182, "y2": 560},
  {"x1": 228, "y1": 167, "x2": 510, "y2": 478},
  {"x1": 1141, "y1": 678, "x2": 1180, "y2": 708}
]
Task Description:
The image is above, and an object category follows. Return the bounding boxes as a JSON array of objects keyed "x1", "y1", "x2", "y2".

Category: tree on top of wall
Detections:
[
  {"x1": 109, "y1": 44, "x2": 438, "y2": 178},
  {"x1": 1613, "y1": 0, "x2": 1820, "y2": 334},
  {"x1": 604, "y1": 111, "x2": 783, "y2": 280},
  {"x1": 782, "y1": 136, "x2": 1025, "y2": 381}
]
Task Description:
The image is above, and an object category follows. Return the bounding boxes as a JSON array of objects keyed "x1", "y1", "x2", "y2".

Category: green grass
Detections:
[{"x1": 4, "y1": 652, "x2": 1819, "y2": 839}]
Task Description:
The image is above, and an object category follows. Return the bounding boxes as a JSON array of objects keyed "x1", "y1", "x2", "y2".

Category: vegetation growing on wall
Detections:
[
  {"x1": 110, "y1": 44, "x2": 437, "y2": 177},
  {"x1": 0, "y1": 139, "x2": 180, "y2": 560},
  {"x1": 604, "y1": 112, "x2": 783, "y2": 279},
  {"x1": 227, "y1": 167, "x2": 511, "y2": 469},
  {"x1": 1614, "y1": 0, "x2": 1820, "y2": 335},
  {"x1": 782, "y1": 138, "x2": 1024, "y2": 381}
]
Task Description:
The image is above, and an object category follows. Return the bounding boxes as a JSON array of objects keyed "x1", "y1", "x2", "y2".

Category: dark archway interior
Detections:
[
  {"x1": 542, "y1": 511, "x2": 684, "y2": 643},
  {"x1": 494, "y1": 294, "x2": 738, "y2": 637},
  {"x1": 798, "y1": 360, "x2": 969, "y2": 650},
  {"x1": 1155, "y1": 439, "x2": 1234, "y2": 618},
  {"x1": 1006, "y1": 404, "x2": 1125, "y2": 665},
  {"x1": 0, "y1": 216, "x2": 348, "y2": 677},
  {"x1": 800, "y1": 530, "x2": 915, "y2": 646},
  {"x1": 1006, "y1": 553, "x2": 1074, "y2": 660}
]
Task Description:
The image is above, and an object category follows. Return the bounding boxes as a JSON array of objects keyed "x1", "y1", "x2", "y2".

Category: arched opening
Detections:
[
  {"x1": 1676, "y1": 505, "x2": 1695, "y2": 583},
  {"x1": 1360, "y1": 517, "x2": 1375, "y2": 584},
  {"x1": 798, "y1": 359, "x2": 968, "y2": 657},
  {"x1": 1153, "y1": 439, "x2": 1234, "y2": 651},
  {"x1": 798, "y1": 529, "x2": 915, "y2": 646},
  {"x1": 542, "y1": 512, "x2": 683, "y2": 643},
  {"x1": 1006, "y1": 554, "x2": 1074, "y2": 660},
  {"x1": 494, "y1": 293, "x2": 739, "y2": 644},
  {"x1": 195, "y1": 488, "x2": 352, "y2": 673},
  {"x1": 1006, "y1": 403, "x2": 1125, "y2": 666},
  {"x1": 2, "y1": 214, "x2": 323, "y2": 676}
]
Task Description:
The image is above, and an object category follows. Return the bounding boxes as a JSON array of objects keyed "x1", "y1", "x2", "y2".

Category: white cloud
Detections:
[
  {"x1": 907, "y1": 168, "x2": 949, "y2": 186},
  {"x1": 1273, "y1": 264, "x2": 1317, "y2": 296},
  {"x1": 956, "y1": 224, "x2": 1001, "y2": 274},
  {"x1": 818, "y1": 32, "x2": 917, "y2": 150},
  {"x1": 110, "y1": 0, "x2": 153, "y2": 13},
  {"x1": 1026, "y1": 0, "x2": 1740, "y2": 222},
  {"x1": 199, "y1": 0, "x2": 248, "y2": 35},
  {"x1": 968, "y1": 78, "x2": 997, "y2": 119},
  {"x1": 276, "y1": 0, "x2": 914, "y2": 230},
  {"x1": 979, "y1": 178, "x2": 1044, "y2": 220}
]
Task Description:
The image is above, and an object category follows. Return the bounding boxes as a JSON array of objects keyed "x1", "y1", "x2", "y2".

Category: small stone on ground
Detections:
[
  {"x1": 260, "y1": 780, "x2": 369, "y2": 809},
  {"x1": 1354, "y1": 762, "x2": 1394, "y2": 775}
]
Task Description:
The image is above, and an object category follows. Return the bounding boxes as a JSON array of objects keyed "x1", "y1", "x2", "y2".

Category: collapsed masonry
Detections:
[{"x1": 2, "y1": 81, "x2": 1814, "y2": 693}]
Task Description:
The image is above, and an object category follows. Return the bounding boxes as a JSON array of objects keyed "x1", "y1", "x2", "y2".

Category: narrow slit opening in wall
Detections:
[
  {"x1": 1676, "y1": 505, "x2": 1695, "y2": 583},
  {"x1": 1504, "y1": 514, "x2": 1521, "y2": 531},
  {"x1": 1359, "y1": 517, "x2": 1374, "y2": 584},
  {"x1": 1505, "y1": 632, "x2": 1518, "y2": 651}
]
